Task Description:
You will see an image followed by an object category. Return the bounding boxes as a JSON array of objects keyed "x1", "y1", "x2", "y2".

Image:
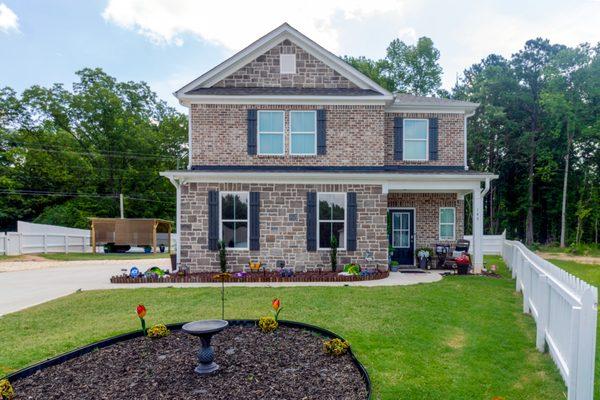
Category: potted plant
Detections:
[
  {"x1": 390, "y1": 260, "x2": 399, "y2": 272},
  {"x1": 416, "y1": 247, "x2": 432, "y2": 269}
]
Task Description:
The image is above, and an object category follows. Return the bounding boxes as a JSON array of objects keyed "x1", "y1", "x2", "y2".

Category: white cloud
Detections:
[
  {"x1": 102, "y1": 0, "x2": 406, "y2": 53},
  {"x1": 0, "y1": 3, "x2": 18, "y2": 33},
  {"x1": 102, "y1": 0, "x2": 600, "y2": 90}
]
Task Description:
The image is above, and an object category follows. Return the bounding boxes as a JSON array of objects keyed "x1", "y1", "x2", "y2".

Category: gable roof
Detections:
[{"x1": 175, "y1": 23, "x2": 393, "y2": 102}]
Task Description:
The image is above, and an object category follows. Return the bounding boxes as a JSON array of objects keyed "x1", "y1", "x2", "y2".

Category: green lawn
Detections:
[
  {"x1": 0, "y1": 256, "x2": 567, "y2": 399},
  {"x1": 36, "y1": 252, "x2": 170, "y2": 261}
]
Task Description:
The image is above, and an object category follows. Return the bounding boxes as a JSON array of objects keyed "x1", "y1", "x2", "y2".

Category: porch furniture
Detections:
[
  {"x1": 434, "y1": 244, "x2": 450, "y2": 269},
  {"x1": 442, "y1": 239, "x2": 471, "y2": 272}
]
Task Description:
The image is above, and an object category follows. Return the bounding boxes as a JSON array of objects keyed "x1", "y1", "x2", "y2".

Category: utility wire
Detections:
[
  {"x1": 6, "y1": 145, "x2": 184, "y2": 161},
  {"x1": 0, "y1": 189, "x2": 173, "y2": 204}
]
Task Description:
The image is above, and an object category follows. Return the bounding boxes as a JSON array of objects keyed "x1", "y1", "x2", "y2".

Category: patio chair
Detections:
[{"x1": 443, "y1": 239, "x2": 471, "y2": 272}]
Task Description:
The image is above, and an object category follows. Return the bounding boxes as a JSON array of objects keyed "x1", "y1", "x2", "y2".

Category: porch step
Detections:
[{"x1": 397, "y1": 269, "x2": 427, "y2": 273}]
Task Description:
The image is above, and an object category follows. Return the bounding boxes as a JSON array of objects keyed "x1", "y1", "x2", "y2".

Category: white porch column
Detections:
[
  {"x1": 175, "y1": 179, "x2": 182, "y2": 270},
  {"x1": 472, "y1": 188, "x2": 484, "y2": 273}
]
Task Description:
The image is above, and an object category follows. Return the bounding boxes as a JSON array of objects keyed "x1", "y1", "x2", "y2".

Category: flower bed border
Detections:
[
  {"x1": 110, "y1": 270, "x2": 389, "y2": 284},
  {"x1": 4, "y1": 320, "x2": 371, "y2": 400}
]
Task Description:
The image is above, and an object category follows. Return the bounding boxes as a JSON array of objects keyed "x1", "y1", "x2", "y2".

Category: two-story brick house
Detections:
[{"x1": 161, "y1": 23, "x2": 497, "y2": 273}]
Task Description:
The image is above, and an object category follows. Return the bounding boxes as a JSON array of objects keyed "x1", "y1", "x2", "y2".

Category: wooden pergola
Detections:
[{"x1": 90, "y1": 218, "x2": 173, "y2": 253}]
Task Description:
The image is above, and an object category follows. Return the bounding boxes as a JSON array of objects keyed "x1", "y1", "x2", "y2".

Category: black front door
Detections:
[{"x1": 389, "y1": 209, "x2": 415, "y2": 266}]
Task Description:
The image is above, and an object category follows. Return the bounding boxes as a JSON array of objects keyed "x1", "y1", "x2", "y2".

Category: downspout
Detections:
[
  {"x1": 464, "y1": 111, "x2": 476, "y2": 171},
  {"x1": 168, "y1": 177, "x2": 183, "y2": 271},
  {"x1": 481, "y1": 177, "x2": 491, "y2": 197},
  {"x1": 187, "y1": 108, "x2": 192, "y2": 170}
]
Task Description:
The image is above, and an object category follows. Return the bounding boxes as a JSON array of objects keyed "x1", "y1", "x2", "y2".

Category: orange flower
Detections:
[
  {"x1": 137, "y1": 304, "x2": 147, "y2": 319},
  {"x1": 272, "y1": 298, "x2": 281, "y2": 311},
  {"x1": 213, "y1": 272, "x2": 232, "y2": 281}
]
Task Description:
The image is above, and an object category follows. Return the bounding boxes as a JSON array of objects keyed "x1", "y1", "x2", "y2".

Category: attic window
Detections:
[{"x1": 280, "y1": 54, "x2": 296, "y2": 74}]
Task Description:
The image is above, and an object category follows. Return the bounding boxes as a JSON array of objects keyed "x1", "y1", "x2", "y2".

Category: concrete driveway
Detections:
[{"x1": 0, "y1": 258, "x2": 443, "y2": 316}]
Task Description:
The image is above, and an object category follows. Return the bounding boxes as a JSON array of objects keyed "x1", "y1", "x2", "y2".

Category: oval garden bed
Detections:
[
  {"x1": 6, "y1": 321, "x2": 370, "y2": 400},
  {"x1": 110, "y1": 270, "x2": 389, "y2": 284}
]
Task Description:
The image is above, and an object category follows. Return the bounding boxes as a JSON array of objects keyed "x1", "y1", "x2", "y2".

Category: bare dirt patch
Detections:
[{"x1": 536, "y1": 252, "x2": 600, "y2": 265}]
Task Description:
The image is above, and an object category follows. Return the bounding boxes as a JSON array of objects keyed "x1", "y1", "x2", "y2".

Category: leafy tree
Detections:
[{"x1": 343, "y1": 37, "x2": 443, "y2": 96}]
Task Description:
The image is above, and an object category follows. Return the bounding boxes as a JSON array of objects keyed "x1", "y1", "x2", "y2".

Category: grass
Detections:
[
  {"x1": 0, "y1": 256, "x2": 566, "y2": 399},
  {"x1": 31, "y1": 252, "x2": 170, "y2": 261}
]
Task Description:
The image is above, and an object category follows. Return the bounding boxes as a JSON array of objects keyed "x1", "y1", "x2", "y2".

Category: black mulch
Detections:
[{"x1": 13, "y1": 326, "x2": 368, "y2": 400}]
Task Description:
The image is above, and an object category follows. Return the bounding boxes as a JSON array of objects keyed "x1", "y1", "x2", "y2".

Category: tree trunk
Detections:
[
  {"x1": 560, "y1": 130, "x2": 572, "y2": 248},
  {"x1": 525, "y1": 138, "x2": 535, "y2": 245}
]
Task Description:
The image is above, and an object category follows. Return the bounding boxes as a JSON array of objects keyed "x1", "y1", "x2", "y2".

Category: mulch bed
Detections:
[
  {"x1": 110, "y1": 270, "x2": 389, "y2": 284},
  {"x1": 12, "y1": 325, "x2": 368, "y2": 400}
]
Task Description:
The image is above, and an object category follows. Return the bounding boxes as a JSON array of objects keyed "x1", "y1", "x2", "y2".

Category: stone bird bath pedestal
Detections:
[{"x1": 182, "y1": 320, "x2": 229, "y2": 374}]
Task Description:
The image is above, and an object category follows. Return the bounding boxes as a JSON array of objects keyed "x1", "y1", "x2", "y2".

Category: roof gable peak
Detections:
[{"x1": 175, "y1": 23, "x2": 393, "y2": 100}]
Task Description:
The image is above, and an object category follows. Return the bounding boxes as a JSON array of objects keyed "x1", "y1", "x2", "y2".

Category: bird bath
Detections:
[{"x1": 182, "y1": 319, "x2": 229, "y2": 374}]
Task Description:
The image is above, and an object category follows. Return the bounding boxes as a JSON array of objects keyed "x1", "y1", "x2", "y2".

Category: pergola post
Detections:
[
  {"x1": 91, "y1": 221, "x2": 96, "y2": 254},
  {"x1": 152, "y1": 221, "x2": 158, "y2": 254}
]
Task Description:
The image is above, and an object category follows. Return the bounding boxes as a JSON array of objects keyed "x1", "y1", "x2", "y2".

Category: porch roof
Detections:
[{"x1": 161, "y1": 167, "x2": 497, "y2": 194}]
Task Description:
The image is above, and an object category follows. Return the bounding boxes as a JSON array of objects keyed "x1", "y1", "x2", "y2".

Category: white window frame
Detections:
[
  {"x1": 290, "y1": 110, "x2": 317, "y2": 156},
  {"x1": 219, "y1": 191, "x2": 250, "y2": 250},
  {"x1": 280, "y1": 54, "x2": 296, "y2": 74},
  {"x1": 403, "y1": 118, "x2": 429, "y2": 161},
  {"x1": 317, "y1": 192, "x2": 347, "y2": 250},
  {"x1": 439, "y1": 207, "x2": 456, "y2": 241},
  {"x1": 257, "y1": 110, "x2": 285, "y2": 156}
]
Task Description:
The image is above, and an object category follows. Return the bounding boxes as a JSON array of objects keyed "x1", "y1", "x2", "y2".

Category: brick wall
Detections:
[
  {"x1": 179, "y1": 182, "x2": 388, "y2": 272},
  {"x1": 190, "y1": 104, "x2": 386, "y2": 166},
  {"x1": 387, "y1": 193, "x2": 464, "y2": 249},
  {"x1": 384, "y1": 112, "x2": 465, "y2": 166},
  {"x1": 214, "y1": 40, "x2": 358, "y2": 88}
]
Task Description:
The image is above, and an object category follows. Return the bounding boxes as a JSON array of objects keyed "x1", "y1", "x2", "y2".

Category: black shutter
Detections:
[
  {"x1": 249, "y1": 192, "x2": 260, "y2": 251},
  {"x1": 208, "y1": 190, "x2": 219, "y2": 251},
  {"x1": 346, "y1": 192, "x2": 357, "y2": 251},
  {"x1": 428, "y1": 117, "x2": 439, "y2": 161},
  {"x1": 306, "y1": 192, "x2": 317, "y2": 251},
  {"x1": 317, "y1": 109, "x2": 327, "y2": 155},
  {"x1": 247, "y1": 109, "x2": 257, "y2": 155},
  {"x1": 393, "y1": 117, "x2": 403, "y2": 160}
]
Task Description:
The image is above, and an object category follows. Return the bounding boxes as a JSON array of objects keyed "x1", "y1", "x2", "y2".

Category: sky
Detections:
[{"x1": 1, "y1": 0, "x2": 600, "y2": 110}]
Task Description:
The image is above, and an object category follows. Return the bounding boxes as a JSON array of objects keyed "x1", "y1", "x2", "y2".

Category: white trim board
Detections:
[{"x1": 174, "y1": 23, "x2": 392, "y2": 99}]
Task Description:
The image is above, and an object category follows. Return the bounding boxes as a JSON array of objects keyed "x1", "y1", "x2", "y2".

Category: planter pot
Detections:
[
  {"x1": 418, "y1": 257, "x2": 428, "y2": 269},
  {"x1": 390, "y1": 266, "x2": 399, "y2": 272},
  {"x1": 457, "y1": 263, "x2": 469, "y2": 275}
]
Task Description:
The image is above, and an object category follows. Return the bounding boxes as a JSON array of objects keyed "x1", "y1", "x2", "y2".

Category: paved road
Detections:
[{"x1": 0, "y1": 259, "x2": 443, "y2": 316}]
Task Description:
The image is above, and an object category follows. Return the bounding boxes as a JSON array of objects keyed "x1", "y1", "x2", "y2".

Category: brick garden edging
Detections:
[{"x1": 110, "y1": 270, "x2": 389, "y2": 284}]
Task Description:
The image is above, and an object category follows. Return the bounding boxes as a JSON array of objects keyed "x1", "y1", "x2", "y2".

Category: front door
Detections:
[{"x1": 389, "y1": 209, "x2": 415, "y2": 266}]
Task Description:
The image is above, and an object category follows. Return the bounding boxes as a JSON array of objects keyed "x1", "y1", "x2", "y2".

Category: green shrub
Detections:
[
  {"x1": 323, "y1": 338, "x2": 350, "y2": 356},
  {"x1": 258, "y1": 316, "x2": 278, "y2": 333},
  {"x1": 343, "y1": 263, "x2": 361, "y2": 275},
  {"x1": 0, "y1": 379, "x2": 14, "y2": 400},
  {"x1": 147, "y1": 324, "x2": 170, "y2": 338}
]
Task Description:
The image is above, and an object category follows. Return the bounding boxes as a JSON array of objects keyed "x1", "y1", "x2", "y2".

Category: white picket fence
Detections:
[{"x1": 502, "y1": 240, "x2": 597, "y2": 400}]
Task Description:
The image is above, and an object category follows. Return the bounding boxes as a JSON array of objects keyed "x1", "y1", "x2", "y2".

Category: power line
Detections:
[
  {"x1": 6, "y1": 145, "x2": 184, "y2": 161},
  {"x1": 0, "y1": 189, "x2": 174, "y2": 204}
]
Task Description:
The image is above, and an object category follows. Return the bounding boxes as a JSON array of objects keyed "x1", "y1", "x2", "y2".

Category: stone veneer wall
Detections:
[
  {"x1": 179, "y1": 182, "x2": 388, "y2": 272},
  {"x1": 387, "y1": 193, "x2": 464, "y2": 249},
  {"x1": 384, "y1": 112, "x2": 465, "y2": 166},
  {"x1": 190, "y1": 104, "x2": 386, "y2": 166},
  {"x1": 214, "y1": 40, "x2": 358, "y2": 88}
]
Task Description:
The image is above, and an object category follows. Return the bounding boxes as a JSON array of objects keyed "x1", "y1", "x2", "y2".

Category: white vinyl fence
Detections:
[
  {"x1": 464, "y1": 230, "x2": 506, "y2": 255},
  {"x1": 502, "y1": 240, "x2": 597, "y2": 400},
  {"x1": 1, "y1": 232, "x2": 90, "y2": 255}
]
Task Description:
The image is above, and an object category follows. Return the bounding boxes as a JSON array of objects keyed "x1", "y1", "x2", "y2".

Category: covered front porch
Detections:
[{"x1": 383, "y1": 175, "x2": 493, "y2": 273}]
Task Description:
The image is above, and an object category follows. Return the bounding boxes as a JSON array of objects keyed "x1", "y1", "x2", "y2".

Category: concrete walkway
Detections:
[{"x1": 0, "y1": 259, "x2": 443, "y2": 316}]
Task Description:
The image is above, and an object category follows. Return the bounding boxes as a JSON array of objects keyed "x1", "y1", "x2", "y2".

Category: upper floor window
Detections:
[
  {"x1": 280, "y1": 54, "x2": 296, "y2": 74},
  {"x1": 290, "y1": 111, "x2": 317, "y2": 155},
  {"x1": 403, "y1": 119, "x2": 428, "y2": 161},
  {"x1": 258, "y1": 111, "x2": 285, "y2": 155},
  {"x1": 220, "y1": 192, "x2": 249, "y2": 249},
  {"x1": 439, "y1": 207, "x2": 455, "y2": 241},
  {"x1": 318, "y1": 193, "x2": 346, "y2": 249}
]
